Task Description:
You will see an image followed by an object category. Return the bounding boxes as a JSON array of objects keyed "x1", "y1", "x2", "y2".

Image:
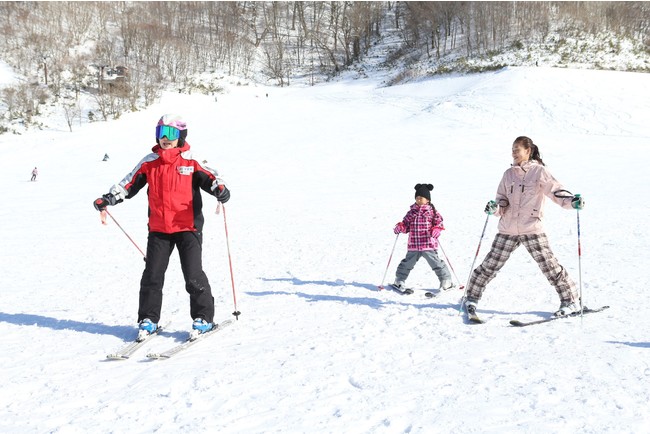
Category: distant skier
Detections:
[
  {"x1": 463, "y1": 136, "x2": 585, "y2": 318},
  {"x1": 102, "y1": 153, "x2": 110, "y2": 161},
  {"x1": 92, "y1": 114, "x2": 231, "y2": 340},
  {"x1": 30, "y1": 167, "x2": 38, "y2": 181},
  {"x1": 391, "y1": 183, "x2": 453, "y2": 293}
]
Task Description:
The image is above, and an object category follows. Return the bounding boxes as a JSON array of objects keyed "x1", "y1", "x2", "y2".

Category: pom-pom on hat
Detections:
[{"x1": 414, "y1": 183, "x2": 434, "y2": 201}]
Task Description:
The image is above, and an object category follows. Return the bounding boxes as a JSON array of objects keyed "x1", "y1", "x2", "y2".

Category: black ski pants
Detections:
[{"x1": 138, "y1": 231, "x2": 214, "y2": 324}]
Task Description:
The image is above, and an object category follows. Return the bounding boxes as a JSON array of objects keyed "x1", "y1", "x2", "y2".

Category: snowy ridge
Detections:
[{"x1": 1, "y1": 67, "x2": 649, "y2": 433}]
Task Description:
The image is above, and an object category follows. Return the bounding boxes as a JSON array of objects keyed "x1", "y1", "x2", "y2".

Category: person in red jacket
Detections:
[{"x1": 93, "y1": 114, "x2": 230, "y2": 340}]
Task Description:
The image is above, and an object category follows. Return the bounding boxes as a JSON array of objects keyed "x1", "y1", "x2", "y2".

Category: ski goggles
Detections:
[{"x1": 156, "y1": 125, "x2": 181, "y2": 141}]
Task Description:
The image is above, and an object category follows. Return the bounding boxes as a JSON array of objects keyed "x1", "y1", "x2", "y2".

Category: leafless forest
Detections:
[{"x1": 1, "y1": 1, "x2": 648, "y2": 127}]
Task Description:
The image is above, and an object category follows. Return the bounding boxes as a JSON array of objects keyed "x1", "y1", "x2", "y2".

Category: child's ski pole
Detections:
[
  {"x1": 378, "y1": 234, "x2": 400, "y2": 290},
  {"x1": 438, "y1": 240, "x2": 464, "y2": 290}
]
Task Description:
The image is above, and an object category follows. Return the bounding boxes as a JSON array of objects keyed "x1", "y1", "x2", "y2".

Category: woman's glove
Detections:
[
  {"x1": 571, "y1": 194, "x2": 584, "y2": 210},
  {"x1": 484, "y1": 200, "x2": 497, "y2": 215}
]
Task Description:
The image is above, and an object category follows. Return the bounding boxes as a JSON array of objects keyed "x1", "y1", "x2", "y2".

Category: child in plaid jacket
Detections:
[{"x1": 392, "y1": 184, "x2": 453, "y2": 291}]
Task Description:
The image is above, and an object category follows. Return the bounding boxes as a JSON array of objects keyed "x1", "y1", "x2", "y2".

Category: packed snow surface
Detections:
[{"x1": 1, "y1": 66, "x2": 649, "y2": 433}]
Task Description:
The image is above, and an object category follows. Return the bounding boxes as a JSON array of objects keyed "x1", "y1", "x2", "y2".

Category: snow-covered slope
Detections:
[{"x1": 1, "y1": 66, "x2": 649, "y2": 433}]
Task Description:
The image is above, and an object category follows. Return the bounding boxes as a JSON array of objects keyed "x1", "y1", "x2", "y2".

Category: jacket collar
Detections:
[
  {"x1": 512, "y1": 159, "x2": 537, "y2": 172},
  {"x1": 410, "y1": 202, "x2": 432, "y2": 212},
  {"x1": 152, "y1": 142, "x2": 190, "y2": 164},
  {"x1": 152, "y1": 142, "x2": 190, "y2": 153}
]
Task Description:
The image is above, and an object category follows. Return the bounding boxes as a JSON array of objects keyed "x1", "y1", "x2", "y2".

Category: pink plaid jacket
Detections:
[{"x1": 398, "y1": 203, "x2": 444, "y2": 251}]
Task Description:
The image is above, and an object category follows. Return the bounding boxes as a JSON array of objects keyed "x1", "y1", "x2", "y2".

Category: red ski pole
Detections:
[
  {"x1": 218, "y1": 203, "x2": 241, "y2": 320},
  {"x1": 103, "y1": 209, "x2": 146, "y2": 261},
  {"x1": 378, "y1": 234, "x2": 400, "y2": 290},
  {"x1": 438, "y1": 240, "x2": 465, "y2": 290}
]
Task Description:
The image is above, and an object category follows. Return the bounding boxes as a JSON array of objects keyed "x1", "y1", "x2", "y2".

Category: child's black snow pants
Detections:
[{"x1": 138, "y1": 231, "x2": 214, "y2": 324}]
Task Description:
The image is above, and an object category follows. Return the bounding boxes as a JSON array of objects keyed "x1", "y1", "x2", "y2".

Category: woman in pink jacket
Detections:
[{"x1": 464, "y1": 136, "x2": 585, "y2": 317}]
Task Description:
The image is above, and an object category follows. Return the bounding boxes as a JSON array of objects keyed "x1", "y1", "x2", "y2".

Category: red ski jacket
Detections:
[{"x1": 110, "y1": 142, "x2": 221, "y2": 233}]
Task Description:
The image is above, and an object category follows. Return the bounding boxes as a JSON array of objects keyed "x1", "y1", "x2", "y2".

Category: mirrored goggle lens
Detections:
[{"x1": 156, "y1": 125, "x2": 180, "y2": 140}]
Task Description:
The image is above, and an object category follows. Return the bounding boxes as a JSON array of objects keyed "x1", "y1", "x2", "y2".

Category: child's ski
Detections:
[{"x1": 388, "y1": 284, "x2": 414, "y2": 295}]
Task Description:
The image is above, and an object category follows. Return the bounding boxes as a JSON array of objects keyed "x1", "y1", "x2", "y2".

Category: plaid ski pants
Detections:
[{"x1": 465, "y1": 233, "x2": 578, "y2": 303}]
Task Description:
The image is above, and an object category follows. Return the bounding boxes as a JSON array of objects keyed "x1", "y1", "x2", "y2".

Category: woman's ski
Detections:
[{"x1": 509, "y1": 305, "x2": 610, "y2": 327}]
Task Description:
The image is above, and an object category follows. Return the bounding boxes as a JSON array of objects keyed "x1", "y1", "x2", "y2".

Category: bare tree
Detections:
[
  {"x1": 62, "y1": 101, "x2": 80, "y2": 132},
  {"x1": 0, "y1": 0, "x2": 647, "y2": 132}
]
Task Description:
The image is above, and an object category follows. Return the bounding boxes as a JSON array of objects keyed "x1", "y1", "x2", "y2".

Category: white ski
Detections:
[
  {"x1": 146, "y1": 319, "x2": 233, "y2": 360},
  {"x1": 106, "y1": 324, "x2": 167, "y2": 360}
]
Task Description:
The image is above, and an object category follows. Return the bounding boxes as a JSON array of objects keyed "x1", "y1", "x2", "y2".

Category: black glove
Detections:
[
  {"x1": 215, "y1": 185, "x2": 230, "y2": 203},
  {"x1": 93, "y1": 193, "x2": 120, "y2": 211}
]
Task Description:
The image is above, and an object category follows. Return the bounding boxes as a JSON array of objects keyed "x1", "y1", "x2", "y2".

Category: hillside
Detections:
[{"x1": 1, "y1": 1, "x2": 649, "y2": 135}]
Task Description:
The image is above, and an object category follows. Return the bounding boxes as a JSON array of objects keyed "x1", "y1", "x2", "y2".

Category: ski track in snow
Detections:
[{"x1": 1, "y1": 66, "x2": 650, "y2": 433}]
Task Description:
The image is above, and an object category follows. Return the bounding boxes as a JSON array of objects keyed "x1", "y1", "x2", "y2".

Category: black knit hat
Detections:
[{"x1": 414, "y1": 183, "x2": 434, "y2": 201}]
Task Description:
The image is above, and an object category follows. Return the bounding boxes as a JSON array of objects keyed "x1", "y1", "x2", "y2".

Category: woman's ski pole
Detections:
[
  {"x1": 458, "y1": 214, "x2": 490, "y2": 314},
  {"x1": 554, "y1": 190, "x2": 585, "y2": 318},
  {"x1": 378, "y1": 233, "x2": 400, "y2": 290},
  {"x1": 438, "y1": 240, "x2": 464, "y2": 290},
  {"x1": 218, "y1": 203, "x2": 241, "y2": 320},
  {"x1": 576, "y1": 200, "x2": 584, "y2": 318},
  {"x1": 103, "y1": 209, "x2": 146, "y2": 261}
]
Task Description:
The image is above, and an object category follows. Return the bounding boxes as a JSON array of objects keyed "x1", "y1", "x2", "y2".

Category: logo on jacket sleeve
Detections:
[{"x1": 177, "y1": 166, "x2": 194, "y2": 176}]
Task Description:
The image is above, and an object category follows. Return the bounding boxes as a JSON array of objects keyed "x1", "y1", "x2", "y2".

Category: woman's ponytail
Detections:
[{"x1": 514, "y1": 136, "x2": 545, "y2": 166}]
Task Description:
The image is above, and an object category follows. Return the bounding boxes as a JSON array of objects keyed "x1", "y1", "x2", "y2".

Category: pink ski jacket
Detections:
[
  {"x1": 493, "y1": 160, "x2": 574, "y2": 235},
  {"x1": 400, "y1": 203, "x2": 444, "y2": 251}
]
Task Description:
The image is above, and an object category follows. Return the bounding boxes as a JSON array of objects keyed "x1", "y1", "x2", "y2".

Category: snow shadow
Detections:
[
  {"x1": 247, "y1": 290, "x2": 456, "y2": 311},
  {"x1": 607, "y1": 340, "x2": 650, "y2": 348},
  {"x1": 260, "y1": 276, "x2": 378, "y2": 291},
  {"x1": 0, "y1": 312, "x2": 134, "y2": 338}
]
